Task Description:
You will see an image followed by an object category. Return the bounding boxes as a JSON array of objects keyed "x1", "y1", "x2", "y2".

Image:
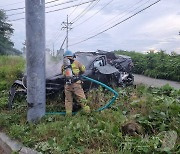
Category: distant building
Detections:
[{"x1": 146, "y1": 49, "x2": 159, "y2": 54}]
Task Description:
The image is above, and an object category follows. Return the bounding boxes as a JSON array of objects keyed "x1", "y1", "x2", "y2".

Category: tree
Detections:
[{"x1": 0, "y1": 9, "x2": 20, "y2": 55}]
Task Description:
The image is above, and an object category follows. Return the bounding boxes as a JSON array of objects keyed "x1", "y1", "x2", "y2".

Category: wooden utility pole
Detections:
[
  {"x1": 62, "y1": 15, "x2": 72, "y2": 51},
  {"x1": 25, "y1": 0, "x2": 46, "y2": 122}
]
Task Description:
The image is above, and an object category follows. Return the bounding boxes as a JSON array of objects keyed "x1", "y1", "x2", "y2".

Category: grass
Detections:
[
  {"x1": 0, "y1": 55, "x2": 180, "y2": 153},
  {"x1": 0, "y1": 55, "x2": 25, "y2": 90}
]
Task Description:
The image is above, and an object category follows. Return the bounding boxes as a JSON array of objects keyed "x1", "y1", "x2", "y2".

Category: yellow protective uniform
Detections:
[{"x1": 61, "y1": 60, "x2": 89, "y2": 115}]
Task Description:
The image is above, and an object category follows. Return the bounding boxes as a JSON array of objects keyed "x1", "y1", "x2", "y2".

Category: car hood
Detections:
[{"x1": 97, "y1": 64, "x2": 119, "y2": 74}]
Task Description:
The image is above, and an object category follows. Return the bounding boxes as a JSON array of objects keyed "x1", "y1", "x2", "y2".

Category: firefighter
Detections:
[{"x1": 61, "y1": 50, "x2": 90, "y2": 115}]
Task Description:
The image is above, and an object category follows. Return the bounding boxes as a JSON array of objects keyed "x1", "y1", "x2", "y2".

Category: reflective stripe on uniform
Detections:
[
  {"x1": 80, "y1": 65, "x2": 85, "y2": 72},
  {"x1": 71, "y1": 62, "x2": 80, "y2": 75},
  {"x1": 62, "y1": 60, "x2": 86, "y2": 76}
]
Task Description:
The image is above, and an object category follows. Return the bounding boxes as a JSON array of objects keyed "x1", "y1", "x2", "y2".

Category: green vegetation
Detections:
[
  {"x1": 0, "y1": 56, "x2": 25, "y2": 90},
  {"x1": 0, "y1": 9, "x2": 21, "y2": 55},
  {"x1": 0, "y1": 56, "x2": 179, "y2": 153},
  {"x1": 115, "y1": 50, "x2": 180, "y2": 81}
]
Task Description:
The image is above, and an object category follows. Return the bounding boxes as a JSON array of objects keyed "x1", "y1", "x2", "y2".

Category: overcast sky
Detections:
[{"x1": 1, "y1": 0, "x2": 180, "y2": 54}]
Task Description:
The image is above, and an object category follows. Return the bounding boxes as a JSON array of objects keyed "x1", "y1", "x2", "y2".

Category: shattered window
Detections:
[{"x1": 94, "y1": 60, "x2": 103, "y2": 67}]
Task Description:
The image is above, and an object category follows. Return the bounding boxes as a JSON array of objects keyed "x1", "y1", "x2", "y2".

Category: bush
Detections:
[{"x1": 115, "y1": 50, "x2": 180, "y2": 81}]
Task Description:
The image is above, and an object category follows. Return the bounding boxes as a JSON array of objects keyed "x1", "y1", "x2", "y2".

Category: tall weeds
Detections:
[{"x1": 0, "y1": 56, "x2": 25, "y2": 90}]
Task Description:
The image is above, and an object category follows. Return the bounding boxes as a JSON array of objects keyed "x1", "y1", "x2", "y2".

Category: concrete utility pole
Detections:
[
  {"x1": 25, "y1": 0, "x2": 46, "y2": 122},
  {"x1": 62, "y1": 15, "x2": 72, "y2": 50}
]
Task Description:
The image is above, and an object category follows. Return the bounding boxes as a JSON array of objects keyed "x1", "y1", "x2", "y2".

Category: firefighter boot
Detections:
[
  {"x1": 83, "y1": 105, "x2": 90, "y2": 113},
  {"x1": 66, "y1": 110, "x2": 72, "y2": 117}
]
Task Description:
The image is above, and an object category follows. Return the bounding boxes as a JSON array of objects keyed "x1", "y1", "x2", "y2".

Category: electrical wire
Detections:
[
  {"x1": 53, "y1": 32, "x2": 66, "y2": 46},
  {"x1": 70, "y1": 1, "x2": 96, "y2": 23},
  {"x1": 8, "y1": 12, "x2": 25, "y2": 17},
  {"x1": 4, "y1": 7, "x2": 24, "y2": 12},
  {"x1": 52, "y1": 0, "x2": 144, "y2": 50},
  {"x1": 46, "y1": 0, "x2": 69, "y2": 4},
  {"x1": 8, "y1": 0, "x2": 97, "y2": 22},
  {"x1": 47, "y1": 0, "x2": 83, "y2": 45},
  {"x1": 68, "y1": 0, "x2": 83, "y2": 17},
  {"x1": 70, "y1": 0, "x2": 100, "y2": 23},
  {"x1": 3, "y1": 0, "x2": 79, "y2": 12},
  {"x1": 72, "y1": 0, "x2": 115, "y2": 28},
  {"x1": 47, "y1": 30, "x2": 63, "y2": 46},
  {"x1": 46, "y1": 0, "x2": 97, "y2": 13},
  {"x1": 0, "y1": 0, "x2": 64, "y2": 7},
  {"x1": 8, "y1": 17, "x2": 25, "y2": 22},
  {"x1": 71, "y1": 0, "x2": 146, "y2": 39},
  {"x1": 6, "y1": 0, "x2": 79, "y2": 17},
  {"x1": 81, "y1": 0, "x2": 148, "y2": 37},
  {"x1": 69, "y1": 0, "x2": 161, "y2": 46},
  {"x1": 46, "y1": 0, "x2": 79, "y2": 9},
  {"x1": 0, "y1": 1, "x2": 24, "y2": 8}
]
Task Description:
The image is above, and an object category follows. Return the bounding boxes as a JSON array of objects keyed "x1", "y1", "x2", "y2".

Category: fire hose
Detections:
[{"x1": 46, "y1": 75, "x2": 119, "y2": 115}]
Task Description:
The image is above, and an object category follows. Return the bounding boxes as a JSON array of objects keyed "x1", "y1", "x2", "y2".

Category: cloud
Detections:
[
  {"x1": 1, "y1": 0, "x2": 180, "y2": 54},
  {"x1": 140, "y1": 14, "x2": 180, "y2": 34}
]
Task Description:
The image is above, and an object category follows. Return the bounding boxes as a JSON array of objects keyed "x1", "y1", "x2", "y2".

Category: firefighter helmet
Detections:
[{"x1": 63, "y1": 50, "x2": 74, "y2": 57}]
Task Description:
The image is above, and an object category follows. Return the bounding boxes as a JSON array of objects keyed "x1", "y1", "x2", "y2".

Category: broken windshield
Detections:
[{"x1": 75, "y1": 54, "x2": 95, "y2": 68}]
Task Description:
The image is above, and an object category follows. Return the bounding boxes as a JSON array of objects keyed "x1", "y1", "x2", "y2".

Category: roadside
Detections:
[
  {"x1": 0, "y1": 132, "x2": 38, "y2": 154},
  {"x1": 134, "y1": 74, "x2": 180, "y2": 89}
]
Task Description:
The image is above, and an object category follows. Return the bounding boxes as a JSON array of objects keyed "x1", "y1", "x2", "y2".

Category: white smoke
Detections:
[
  {"x1": 45, "y1": 52, "x2": 63, "y2": 78},
  {"x1": 22, "y1": 51, "x2": 63, "y2": 78}
]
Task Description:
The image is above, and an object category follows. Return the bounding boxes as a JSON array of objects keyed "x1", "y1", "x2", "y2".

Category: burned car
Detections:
[
  {"x1": 76, "y1": 51, "x2": 134, "y2": 86},
  {"x1": 8, "y1": 51, "x2": 134, "y2": 108},
  {"x1": 97, "y1": 51, "x2": 134, "y2": 86}
]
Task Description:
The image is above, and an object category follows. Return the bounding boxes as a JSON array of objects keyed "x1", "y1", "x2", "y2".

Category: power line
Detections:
[
  {"x1": 8, "y1": 12, "x2": 25, "y2": 17},
  {"x1": 48, "y1": 0, "x2": 84, "y2": 45},
  {"x1": 0, "y1": 0, "x2": 73, "y2": 8},
  {"x1": 72, "y1": 0, "x2": 146, "y2": 39},
  {"x1": 8, "y1": 17, "x2": 25, "y2": 22},
  {"x1": 68, "y1": 0, "x2": 83, "y2": 17},
  {"x1": 72, "y1": 0, "x2": 101, "y2": 24},
  {"x1": 7, "y1": 0, "x2": 79, "y2": 17},
  {"x1": 46, "y1": 0, "x2": 97, "y2": 13},
  {"x1": 72, "y1": 0, "x2": 114, "y2": 28},
  {"x1": 50, "y1": 28, "x2": 64, "y2": 44},
  {"x1": 69, "y1": 0, "x2": 161, "y2": 46},
  {"x1": 4, "y1": 7, "x2": 24, "y2": 12},
  {"x1": 0, "y1": 1, "x2": 24, "y2": 8},
  {"x1": 1, "y1": 0, "x2": 69, "y2": 8},
  {"x1": 8, "y1": 0, "x2": 97, "y2": 22},
  {"x1": 46, "y1": 0, "x2": 79, "y2": 9},
  {"x1": 83, "y1": 0, "x2": 148, "y2": 36},
  {"x1": 70, "y1": 1, "x2": 95, "y2": 23},
  {"x1": 3, "y1": 0, "x2": 79, "y2": 12},
  {"x1": 46, "y1": 0, "x2": 68, "y2": 4},
  {"x1": 53, "y1": 33, "x2": 66, "y2": 46},
  {"x1": 70, "y1": 0, "x2": 100, "y2": 23}
]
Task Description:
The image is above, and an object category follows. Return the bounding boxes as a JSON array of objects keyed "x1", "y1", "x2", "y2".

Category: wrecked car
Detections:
[
  {"x1": 8, "y1": 51, "x2": 134, "y2": 108},
  {"x1": 76, "y1": 51, "x2": 134, "y2": 86}
]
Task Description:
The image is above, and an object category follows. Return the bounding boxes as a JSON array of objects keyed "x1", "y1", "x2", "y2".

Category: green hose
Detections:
[{"x1": 46, "y1": 75, "x2": 119, "y2": 115}]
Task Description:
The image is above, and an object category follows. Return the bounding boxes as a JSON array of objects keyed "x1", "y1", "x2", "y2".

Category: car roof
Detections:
[{"x1": 75, "y1": 52, "x2": 106, "y2": 68}]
